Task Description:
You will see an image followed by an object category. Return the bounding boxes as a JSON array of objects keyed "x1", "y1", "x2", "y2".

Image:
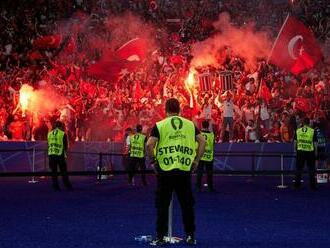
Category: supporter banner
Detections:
[
  {"x1": 268, "y1": 15, "x2": 323, "y2": 75},
  {"x1": 219, "y1": 71, "x2": 234, "y2": 93},
  {"x1": 198, "y1": 73, "x2": 212, "y2": 92}
]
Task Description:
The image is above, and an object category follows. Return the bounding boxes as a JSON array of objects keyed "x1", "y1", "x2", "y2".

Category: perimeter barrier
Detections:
[{"x1": 0, "y1": 147, "x2": 329, "y2": 188}]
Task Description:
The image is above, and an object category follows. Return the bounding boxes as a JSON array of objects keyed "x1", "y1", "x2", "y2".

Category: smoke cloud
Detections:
[
  {"x1": 191, "y1": 12, "x2": 272, "y2": 71},
  {"x1": 105, "y1": 12, "x2": 157, "y2": 50},
  {"x1": 29, "y1": 11, "x2": 159, "y2": 138},
  {"x1": 51, "y1": 11, "x2": 157, "y2": 64},
  {"x1": 20, "y1": 84, "x2": 67, "y2": 116}
]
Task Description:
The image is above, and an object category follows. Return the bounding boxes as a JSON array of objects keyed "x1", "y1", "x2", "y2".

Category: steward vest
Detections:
[
  {"x1": 296, "y1": 126, "x2": 314, "y2": 152},
  {"x1": 48, "y1": 128, "x2": 65, "y2": 156},
  {"x1": 156, "y1": 116, "x2": 196, "y2": 172},
  {"x1": 201, "y1": 131, "x2": 214, "y2": 162},
  {"x1": 129, "y1": 133, "x2": 146, "y2": 158}
]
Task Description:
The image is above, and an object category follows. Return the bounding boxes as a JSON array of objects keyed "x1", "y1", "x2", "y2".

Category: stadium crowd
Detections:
[{"x1": 0, "y1": 0, "x2": 329, "y2": 143}]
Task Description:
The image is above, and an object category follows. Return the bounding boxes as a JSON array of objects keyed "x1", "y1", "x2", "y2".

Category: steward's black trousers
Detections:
[
  {"x1": 295, "y1": 151, "x2": 316, "y2": 188},
  {"x1": 155, "y1": 170, "x2": 195, "y2": 238},
  {"x1": 128, "y1": 157, "x2": 147, "y2": 185},
  {"x1": 196, "y1": 160, "x2": 214, "y2": 190},
  {"x1": 49, "y1": 155, "x2": 72, "y2": 189}
]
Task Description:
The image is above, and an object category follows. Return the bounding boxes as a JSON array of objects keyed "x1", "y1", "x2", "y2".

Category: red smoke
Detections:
[
  {"x1": 19, "y1": 84, "x2": 67, "y2": 116},
  {"x1": 191, "y1": 12, "x2": 272, "y2": 71},
  {"x1": 104, "y1": 12, "x2": 157, "y2": 50}
]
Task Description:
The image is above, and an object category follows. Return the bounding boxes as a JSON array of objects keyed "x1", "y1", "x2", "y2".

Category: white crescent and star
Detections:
[
  {"x1": 49, "y1": 37, "x2": 55, "y2": 45},
  {"x1": 119, "y1": 68, "x2": 129, "y2": 77},
  {"x1": 288, "y1": 35, "x2": 304, "y2": 60},
  {"x1": 126, "y1": 55, "x2": 140, "y2": 62}
]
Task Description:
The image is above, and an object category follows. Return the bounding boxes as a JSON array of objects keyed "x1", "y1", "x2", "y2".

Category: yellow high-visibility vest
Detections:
[
  {"x1": 201, "y1": 131, "x2": 214, "y2": 162},
  {"x1": 296, "y1": 126, "x2": 314, "y2": 152},
  {"x1": 156, "y1": 116, "x2": 196, "y2": 171},
  {"x1": 47, "y1": 128, "x2": 65, "y2": 156},
  {"x1": 129, "y1": 133, "x2": 146, "y2": 158}
]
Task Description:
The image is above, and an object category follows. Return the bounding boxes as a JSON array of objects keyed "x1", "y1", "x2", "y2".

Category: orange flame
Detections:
[
  {"x1": 185, "y1": 70, "x2": 195, "y2": 90},
  {"x1": 19, "y1": 84, "x2": 34, "y2": 114},
  {"x1": 185, "y1": 70, "x2": 197, "y2": 108}
]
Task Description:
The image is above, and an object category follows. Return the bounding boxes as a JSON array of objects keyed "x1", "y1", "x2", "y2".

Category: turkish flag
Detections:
[
  {"x1": 28, "y1": 50, "x2": 44, "y2": 60},
  {"x1": 81, "y1": 81, "x2": 97, "y2": 97},
  {"x1": 116, "y1": 38, "x2": 147, "y2": 62},
  {"x1": 87, "y1": 57, "x2": 140, "y2": 82},
  {"x1": 268, "y1": 16, "x2": 323, "y2": 75},
  {"x1": 170, "y1": 54, "x2": 184, "y2": 65},
  {"x1": 258, "y1": 79, "x2": 272, "y2": 103},
  {"x1": 149, "y1": 0, "x2": 158, "y2": 11},
  {"x1": 294, "y1": 97, "x2": 311, "y2": 112},
  {"x1": 63, "y1": 36, "x2": 76, "y2": 54},
  {"x1": 33, "y1": 35, "x2": 62, "y2": 49},
  {"x1": 133, "y1": 81, "x2": 142, "y2": 100},
  {"x1": 87, "y1": 38, "x2": 147, "y2": 81}
]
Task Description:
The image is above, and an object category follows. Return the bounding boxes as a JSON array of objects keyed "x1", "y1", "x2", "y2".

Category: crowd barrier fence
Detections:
[{"x1": 0, "y1": 141, "x2": 329, "y2": 188}]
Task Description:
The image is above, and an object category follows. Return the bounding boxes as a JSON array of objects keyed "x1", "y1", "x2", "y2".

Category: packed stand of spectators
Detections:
[{"x1": 0, "y1": 0, "x2": 329, "y2": 143}]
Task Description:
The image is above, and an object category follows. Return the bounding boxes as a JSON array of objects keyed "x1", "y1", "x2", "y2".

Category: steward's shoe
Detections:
[
  {"x1": 293, "y1": 184, "x2": 301, "y2": 190},
  {"x1": 185, "y1": 235, "x2": 197, "y2": 245},
  {"x1": 66, "y1": 186, "x2": 74, "y2": 191},
  {"x1": 208, "y1": 188, "x2": 216, "y2": 193},
  {"x1": 150, "y1": 237, "x2": 166, "y2": 246},
  {"x1": 311, "y1": 185, "x2": 318, "y2": 191},
  {"x1": 53, "y1": 186, "x2": 61, "y2": 192}
]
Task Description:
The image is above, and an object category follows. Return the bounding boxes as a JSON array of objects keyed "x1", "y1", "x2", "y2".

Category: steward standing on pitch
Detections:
[
  {"x1": 128, "y1": 124, "x2": 147, "y2": 186},
  {"x1": 147, "y1": 98, "x2": 206, "y2": 246},
  {"x1": 196, "y1": 120, "x2": 215, "y2": 192},
  {"x1": 294, "y1": 117, "x2": 318, "y2": 190},
  {"x1": 48, "y1": 120, "x2": 72, "y2": 191}
]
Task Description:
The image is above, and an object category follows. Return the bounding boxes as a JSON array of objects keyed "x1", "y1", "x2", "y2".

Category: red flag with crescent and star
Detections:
[
  {"x1": 33, "y1": 35, "x2": 62, "y2": 49},
  {"x1": 87, "y1": 38, "x2": 147, "y2": 82},
  {"x1": 268, "y1": 16, "x2": 323, "y2": 75}
]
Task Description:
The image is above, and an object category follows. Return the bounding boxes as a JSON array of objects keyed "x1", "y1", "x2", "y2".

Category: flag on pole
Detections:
[
  {"x1": 258, "y1": 79, "x2": 272, "y2": 103},
  {"x1": 268, "y1": 16, "x2": 323, "y2": 75}
]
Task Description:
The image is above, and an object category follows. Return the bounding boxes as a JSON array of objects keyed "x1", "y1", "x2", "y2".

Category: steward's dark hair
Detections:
[
  {"x1": 202, "y1": 120, "x2": 209, "y2": 129},
  {"x1": 165, "y1": 98, "x2": 180, "y2": 114},
  {"x1": 303, "y1": 118, "x2": 310, "y2": 125},
  {"x1": 136, "y1": 124, "x2": 142, "y2": 132},
  {"x1": 55, "y1": 120, "x2": 64, "y2": 129}
]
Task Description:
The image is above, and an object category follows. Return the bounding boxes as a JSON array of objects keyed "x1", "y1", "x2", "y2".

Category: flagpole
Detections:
[{"x1": 267, "y1": 14, "x2": 290, "y2": 64}]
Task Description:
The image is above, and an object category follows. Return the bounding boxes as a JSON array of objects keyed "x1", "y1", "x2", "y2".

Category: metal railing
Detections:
[{"x1": 0, "y1": 148, "x2": 328, "y2": 188}]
